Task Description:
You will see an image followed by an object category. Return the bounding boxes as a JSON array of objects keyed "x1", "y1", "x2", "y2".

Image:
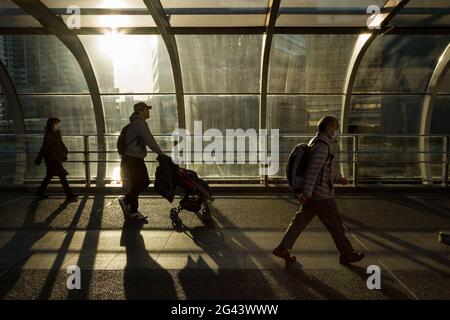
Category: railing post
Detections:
[
  {"x1": 84, "y1": 135, "x2": 91, "y2": 188},
  {"x1": 264, "y1": 131, "x2": 269, "y2": 187},
  {"x1": 353, "y1": 135, "x2": 359, "y2": 187},
  {"x1": 443, "y1": 136, "x2": 449, "y2": 187}
]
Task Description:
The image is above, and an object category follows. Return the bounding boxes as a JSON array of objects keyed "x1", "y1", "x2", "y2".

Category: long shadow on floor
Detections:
[
  {"x1": 37, "y1": 195, "x2": 89, "y2": 299},
  {"x1": 386, "y1": 195, "x2": 450, "y2": 221},
  {"x1": 178, "y1": 224, "x2": 278, "y2": 299},
  {"x1": 121, "y1": 219, "x2": 177, "y2": 299},
  {"x1": 342, "y1": 215, "x2": 450, "y2": 278},
  {"x1": 0, "y1": 196, "x2": 85, "y2": 299},
  {"x1": 67, "y1": 194, "x2": 106, "y2": 299},
  {"x1": 177, "y1": 203, "x2": 360, "y2": 299}
]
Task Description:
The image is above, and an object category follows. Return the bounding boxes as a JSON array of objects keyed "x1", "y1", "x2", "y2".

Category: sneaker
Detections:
[
  {"x1": 129, "y1": 211, "x2": 148, "y2": 221},
  {"x1": 119, "y1": 198, "x2": 131, "y2": 216},
  {"x1": 35, "y1": 192, "x2": 49, "y2": 199},
  {"x1": 272, "y1": 245, "x2": 297, "y2": 263},
  {"x1": 339, "y1": 252, "x2": 365, "y2": 265}
]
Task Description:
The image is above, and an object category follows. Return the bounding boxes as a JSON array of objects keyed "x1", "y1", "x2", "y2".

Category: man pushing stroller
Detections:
[{"x1": 117, "y1": 102, "x2": 170, "y2": 221}]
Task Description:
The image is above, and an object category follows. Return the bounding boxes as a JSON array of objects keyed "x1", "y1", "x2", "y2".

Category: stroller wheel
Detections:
[
  {"x1": 202, "y1": 208, "x2": 211, "y2": 220},
  {"x1": 170, "y1": 208, "x2": 180, "y2": 221}
]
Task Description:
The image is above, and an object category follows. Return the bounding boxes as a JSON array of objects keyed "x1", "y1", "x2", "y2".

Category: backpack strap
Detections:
[{"x1": 310, "y1": 139, "x2": 331, "y2": 187}]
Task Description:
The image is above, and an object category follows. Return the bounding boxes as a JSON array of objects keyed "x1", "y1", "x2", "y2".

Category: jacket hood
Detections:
[{"x1": 129, "y1": 112, "x2": 141, "y2": 122}]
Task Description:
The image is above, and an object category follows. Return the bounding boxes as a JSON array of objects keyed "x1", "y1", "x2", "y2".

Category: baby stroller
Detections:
[{"x1": 170, "y1": 168, "x2": 214, "y2": 225}]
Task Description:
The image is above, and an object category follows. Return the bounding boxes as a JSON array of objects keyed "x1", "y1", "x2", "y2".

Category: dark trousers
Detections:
[
  {"x1": 37, "y1": 174, "x2": 71, "y2": 195},
  {"x1": 280, "y1": 198, "x2": 354, "y2": 256},
  {"x1": 121, "y1": 156, "x2": 150, "y2": 213}
]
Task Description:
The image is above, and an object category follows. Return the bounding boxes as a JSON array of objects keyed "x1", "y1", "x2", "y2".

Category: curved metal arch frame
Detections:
[
  {"x1": 420, "y1": 44, "x2": 450, "y2": 184},
  {"x1": 341, "y1": 0, "x2": 411, "y2": 133},
  {"x1": 12, "y1": 0, "x2": 107, "y2": 187},
  {"x1": 142, "y1": 0, "x2": 186, "y2": 131},
  {"x1": 0, "y1": 58, "x2": 27, "y2": 184},
  {"x1": 339, "y1": 0, "x2": 410, "y2": 181},
  {"x1": 260, "y1": 0, "x2": 281, "y2": 185}
]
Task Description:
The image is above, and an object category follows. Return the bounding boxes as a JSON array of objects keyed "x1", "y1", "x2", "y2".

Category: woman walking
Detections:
[{"x1": 34, "y1": 118, "x2": 77, "y2": 200}]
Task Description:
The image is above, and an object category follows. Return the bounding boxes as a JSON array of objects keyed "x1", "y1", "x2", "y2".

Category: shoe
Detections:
[
  {"x1": 119, "y1": 198, "x2": 131, "y2": 216},
  {"x1": 65, "y1": 193, "x2": 78, "y2": 201},
  {"x1": 129, "y1": 211, "x2": 148, "y2": 221},
  {"x1": 35, "y1": 192, "x2": 49, "y2": 199},
  {"x1": 339, "y1": 252, "x2": 365, "y2": 264},
  {"x1": 272, "y1": 245, "x2": 297, "y2": 263}
]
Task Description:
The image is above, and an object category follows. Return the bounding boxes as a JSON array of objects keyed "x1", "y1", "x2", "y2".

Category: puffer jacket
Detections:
[{"x1": 302, "y1": 132, "x2": 342, "y2": 200}]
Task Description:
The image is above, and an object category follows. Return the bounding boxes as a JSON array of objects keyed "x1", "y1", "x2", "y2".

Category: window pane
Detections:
[
  {"x1": 80, "y1": 35, "x2": 175, "y2": 94},
  {"x1": 25, "y1": 135, "x2": 86, "y2": 181},
  {"x1": 177, "y1": 35, "x2": 262, "y2": 93},
  {"x1": 440, "y1": 71, "x2": 450, "y2": 94},
  {"x1": 349, "y1": 95, "x2": 424, "y2": 134},
  {"x1": 267, "y1": 95, "x2": 342, "y2": 134},
  {"x1": 0, "y1": 94, "x2": 14, "y2": 133},
  {"x1": 184, "y1": 95, "x2": 260, "y2": 179},
  {"x1": 431, "y1": 96, "x2": 450, "y2": 134},
  {"x1": 269, "y1": 35, "x2": 357, "y2": 93},
  {"x1": 101, "y1": 95, "x2": 178, "y2": 134},
  {"x1": 18, "y1": 95, "x2": 96, "y2": 134},
  {"x1": 354, "y1": 35, "x2": 450, "y2": 94},
  {"x1": 185, "y1": 95, "x2": 259, "y2": 131},
  {"x1": 0, "y1": 35, "x2": 89, "y2": 94}
]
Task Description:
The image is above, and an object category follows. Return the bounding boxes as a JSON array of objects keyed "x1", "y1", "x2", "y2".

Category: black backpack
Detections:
[
  {"x1": 286, "y1": 140, "x2": 330, "y2": 192},
  {"x1": 117, "y1": 124, "x2": 139, "y2": 156}
]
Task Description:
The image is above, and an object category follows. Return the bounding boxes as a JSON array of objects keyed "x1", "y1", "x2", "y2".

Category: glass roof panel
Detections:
[
  {"x1": 161, "y1": 1, "x2": 268, "y2": 27},
  {"x1": 354, "y1": 35, "x2": 450, "y2": 94},
  {"x1": 269, "y1": 34, "x2": 357, "y2": 93},
  {"x1": 42, "y1": 0, "x2": 147, "y2": 8},
  {"x1": 278, "y1": 0, "x2": 386, "y2": 27},
  {"x1": 161, "y1": 1, "x2": 268, "y2": 8},
  {"x1": 80, "y1": 35, "x2": 175, "y2": 94},
  {"x1": 42, "y1": 0, "x2": 155, "y2": 28},
  {"x1": 390, "y1": 0, "x2": 450, "y2": 27},
  {"x1": 168, "y1": 15, "x2": 266, "y2": 27},
  {"x1": 0, "y1": 0, "x2": 41, "y2": 28}
]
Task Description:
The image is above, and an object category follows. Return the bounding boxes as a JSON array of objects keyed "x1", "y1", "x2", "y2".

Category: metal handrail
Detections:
[{"x1": 0, "y1": 133, "x2": 449, "y2": 187}]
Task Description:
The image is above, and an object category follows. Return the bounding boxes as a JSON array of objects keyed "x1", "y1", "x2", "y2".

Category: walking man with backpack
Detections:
[
  {"x1": 273, "y1": 116, "x2": 365, "y2": 265},
  {"x1": 118, "y1": 102, "x2": 169, "y2": 221}
]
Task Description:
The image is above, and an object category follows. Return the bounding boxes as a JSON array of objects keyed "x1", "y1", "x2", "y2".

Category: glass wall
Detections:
[
  {"x1": 0, "y1": 35, "x2": 94, "y2": 183},
  {"x1": 267, "y1": 34, "x2": 357, "y2": 179},
  {"x1": 177, "y1": 35, "x2": 263, "y2": 179},
  {"x1": 0, "y1": 9, "x2": 449, "y2": 184}
]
